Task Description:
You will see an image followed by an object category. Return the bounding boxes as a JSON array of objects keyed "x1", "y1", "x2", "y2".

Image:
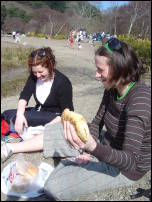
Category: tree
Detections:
[
  {"x1": 133, "y1": 1, "x2": 151, "y2": 39},
  {"x1": 33, "y1": 7, "x2": 67, "y2": 36},
  {"x1": 44, "y1": 1, "x2": 67, "y2": 13},
  {"x1": 90, "y1": 1, "x2": 102, "y2": 11},
  {"x1": 110, "y1": 1, "x2": 119, "y2": 35},
  {"x1": 66, "y1": 1, "x2": 102, "y2": 32},
  {"x1": 1, "y1": 5, "x2": 7, "y2": 29},
  {"x1": 128, "y1": 1, "x2": 139, "y2": 35},
  {"x1": 100, "y1": 1, "x2": 151, "y2": 39},
  {"x1": 127, "y1": 1, "x2": 151, "y2": 36}
]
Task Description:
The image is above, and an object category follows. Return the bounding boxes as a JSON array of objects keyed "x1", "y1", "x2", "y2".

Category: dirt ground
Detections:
[{"x1": 1, "y1": 36, "x2": 151, "y2": 201}]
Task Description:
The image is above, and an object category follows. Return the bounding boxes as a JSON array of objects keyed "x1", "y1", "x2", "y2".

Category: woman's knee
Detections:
[
  {"x1": 44, "y1": 160, "x2": 78, "y2": 200},
  {"x1": 44, "y1": 175, "x2": 63, "y2": 200}
]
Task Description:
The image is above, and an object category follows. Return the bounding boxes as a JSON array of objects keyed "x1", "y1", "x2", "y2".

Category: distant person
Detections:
[
  {"x1": 1, "y1": 47, "x2": 74, "y2": 137},
  {"x1": 77, "y1": 34, "x2": 82, "y2": 49},
  {"x1": 101, "y1": 37, "x2": 107, "y2": 46},
  {"x1": 1, "y1": 38, "x2": 151, "y2": 201},
  {"x1": 83, "y1": 30, "x2": 86, "y2": 39},
  {"x1": 15, "y1": 32, "x2": 20, "y2": 43},
  {"x1": 12, "y1": 31, "x2": 16, "y2": 40},
  {"x1": 69, "y1": 32, "x2": 74, "y2": 48},
  {"x1": 111, "y1": 34, "x2": 117, "y2": 38},
  {"x1": 101, "y1": 31, "x2": 105, "y2": 37},
  {"x1": 47, "y1": 33, "x2": 51, "y2": 40},
  {"x1": 137, "y1": 34, "x2": 142, "y2": 40},
  {"x1": 89, "y1": 34, "x2": 93, "y2": 46}
]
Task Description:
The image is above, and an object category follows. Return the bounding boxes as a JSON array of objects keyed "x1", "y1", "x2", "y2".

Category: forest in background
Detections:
[{"x1": 1, "y1": 1, "x2": 151, "y2": 39}]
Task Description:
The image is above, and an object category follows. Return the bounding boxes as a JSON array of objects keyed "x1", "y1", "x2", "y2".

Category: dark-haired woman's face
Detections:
[
  {"x1": 95, "y1": 55, "x2": 114, "y2": 90},
  {"x1": 32, "y1": 65, "x2": 51, "y2": 82}
]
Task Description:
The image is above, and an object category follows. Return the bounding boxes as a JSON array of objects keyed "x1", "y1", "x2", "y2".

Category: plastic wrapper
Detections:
[
  {"x1": 1, "y1": 154, "x2": 54, "y2": 198},
  {"x1": 8, "y1": 154, "x2": 39, "y2": 193}
]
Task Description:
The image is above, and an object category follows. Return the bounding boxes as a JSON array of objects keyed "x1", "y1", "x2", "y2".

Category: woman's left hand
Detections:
[
  {"x1": 63, "y1": 121, "x2": 97, "y2": 153},
  {"x1": 75, "y1": 152, "x2": 91, "y2": 165}
]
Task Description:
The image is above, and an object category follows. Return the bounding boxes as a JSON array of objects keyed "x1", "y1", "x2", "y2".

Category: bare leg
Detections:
[{"x1": 6, "y1": 133, "x2": 44, "y2": 154}]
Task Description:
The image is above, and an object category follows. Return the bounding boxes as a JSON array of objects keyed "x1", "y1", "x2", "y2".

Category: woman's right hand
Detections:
[
  {"x1": 63, "y1": 121, "x2": 97, "y2": 153},
  {"x1": 15, "y1": 114, "x2": 28, "y2": 135}
]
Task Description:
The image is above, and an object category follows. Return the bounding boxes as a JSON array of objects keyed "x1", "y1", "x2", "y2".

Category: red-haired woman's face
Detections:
[{"x1": 32, "y1": 64, "x2": 51, "y2": 82}]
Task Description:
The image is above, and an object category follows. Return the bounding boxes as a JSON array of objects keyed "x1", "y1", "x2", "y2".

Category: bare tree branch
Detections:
[
  {"x1": 128, "y1": 1, "x2": 139, "y2": 35},
  {"x1": 55, "y1": 23, "x2": 66, "y2": 36}
]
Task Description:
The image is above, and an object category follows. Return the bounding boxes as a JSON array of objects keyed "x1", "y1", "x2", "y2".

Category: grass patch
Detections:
[
  {"x1": 1, "y1": 46, "x2": 35, "y2": 72},
  {"x1": 1, "y1": 46, "x2": 34, "y2": 97},
  {"x1": 1, "y1": 77, "x2": 28, "y2": 97}
]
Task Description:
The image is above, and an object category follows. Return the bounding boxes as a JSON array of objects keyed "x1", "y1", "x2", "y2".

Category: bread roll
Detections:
[
  {"x1": 26, "y1": 162, "x2": 39, "y2": 177},
  {"x1": 16, "y1": 162, "x2": 39, "y2": 178},
  {"x1": 61, "y1": 108, "x2": 90, "y2": 142}
]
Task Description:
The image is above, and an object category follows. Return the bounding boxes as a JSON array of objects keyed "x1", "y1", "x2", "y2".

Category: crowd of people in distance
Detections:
[
  {"x1": 12, "y1": 31, "x2": 26, "y2": 43},
  {"x1": 68, "y1": 29, "x2": 118, "y2": 49}
]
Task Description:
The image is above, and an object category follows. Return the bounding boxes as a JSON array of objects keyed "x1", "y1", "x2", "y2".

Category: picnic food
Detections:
[
  {"x1": 61, "y1": 108, "x2": 90, "y2": 142},
  {"x1": 25, "y1": 163, "x2": 39, "y2": 177},
  {"x1": 10, "y1": 162, "x2": 39, "y2": 193},
  {"x1": 16, "y1": 162, "x2": 39, "y2": 178}
]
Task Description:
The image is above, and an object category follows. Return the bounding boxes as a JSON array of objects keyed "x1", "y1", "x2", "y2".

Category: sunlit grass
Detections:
[
  {"x1": 1, "y1": 77, "x2": 28, "y2": 97},
  {"x1": 1, "y1": 46, "x2": 34, "y2": 97},
  {"x1": 1, "y1": 46, "x2": 34, "y2": 72}
]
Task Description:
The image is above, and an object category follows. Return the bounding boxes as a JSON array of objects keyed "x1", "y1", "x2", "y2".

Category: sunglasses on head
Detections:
[
  {"x1": 105, "y1": 38, "x2": 121, "y2": 54},
  {"x1": 31, "y1": 49, "x2": 46, "y2": 57}
]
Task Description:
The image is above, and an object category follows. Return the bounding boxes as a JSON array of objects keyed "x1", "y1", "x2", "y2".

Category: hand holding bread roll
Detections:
[{"x1": 61, "y1": 108, "x2": 90, "y2": 143}]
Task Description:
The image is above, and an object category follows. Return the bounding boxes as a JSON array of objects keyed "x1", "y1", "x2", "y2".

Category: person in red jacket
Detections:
[{"x1": 69, "y1": 31, "x2": 74, "y2": 48}]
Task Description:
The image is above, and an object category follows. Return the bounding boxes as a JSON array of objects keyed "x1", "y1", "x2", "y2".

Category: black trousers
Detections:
[{"x1": 1, "y1": 107, "x2": 59, "y2": 127}]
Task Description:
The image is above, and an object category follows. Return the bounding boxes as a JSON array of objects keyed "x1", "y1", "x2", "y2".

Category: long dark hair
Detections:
[{"x1": 95, "y1": 41, "x2": 145, "y2": 85}]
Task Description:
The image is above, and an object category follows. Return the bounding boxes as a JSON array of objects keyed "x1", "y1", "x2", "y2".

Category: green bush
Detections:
[
  {"x1": 37, "y1": 33, "x2": 48, "y2": 38},
  {"x1": 1, "y1": 78, "x2": 27, "y2": 97},
  {"x1": 27, "y1": 31, "x2": 36, "y2": 37},
  {"x1": 27, "y1": 32, "x2": 49, "y2": 38},
  {"x1": 1, "y1": 47, "x2": 34, "y2": 71},
  {"x1": 118, "y1": 34, "x2": 151, "y2": 64},
  {"x1": 6, "y1": 6, "x2": 32, "y2": 23},
  {"x1": 53, "y1": 34, "x2": 66, "y2": 40}
]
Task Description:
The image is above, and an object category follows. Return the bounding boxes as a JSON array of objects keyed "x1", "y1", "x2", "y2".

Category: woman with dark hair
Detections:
[
  {"x1": 2, "y1": 39, "x2": 151, "y2": 201},
  {"x1": 2, "y1": 47, "x2": 74, "y2": 135}
]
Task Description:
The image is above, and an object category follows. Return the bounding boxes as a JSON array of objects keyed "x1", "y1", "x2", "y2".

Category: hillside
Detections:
[
  {"x1": 1, "y1": 1, "x2": 34, "y2": 13},
  {"x1": 1, "y1": 1, "x2": 102, "y2": 36},
  {"x1": 1, "y1": 1, "x2": 151, "y2": 39}
]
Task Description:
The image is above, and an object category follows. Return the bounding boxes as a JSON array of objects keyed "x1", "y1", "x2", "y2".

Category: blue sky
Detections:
[{"x1": 101, "y1": 1, "x2": 129, "y2": 10}]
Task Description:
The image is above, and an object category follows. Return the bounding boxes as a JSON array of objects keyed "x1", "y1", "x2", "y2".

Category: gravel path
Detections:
[{"x1": 1, "y1": 37, "x2": 151, "y2": 201}]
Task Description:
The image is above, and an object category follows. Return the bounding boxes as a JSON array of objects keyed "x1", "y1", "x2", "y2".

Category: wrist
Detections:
[
  {"x1": 16, "y1": 112, "x2": 24, "y2": 117},
  {"x1": 87, "y1": 141, "x2": 97, "y2": 153},
  {"x1": 57, "y1": 116, "x2": 61, "y2": 121}
]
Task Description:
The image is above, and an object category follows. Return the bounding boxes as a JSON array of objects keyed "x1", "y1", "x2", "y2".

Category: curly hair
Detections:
[{"x1": 28, "y1": 47, "x2": 56, "y2": 78}]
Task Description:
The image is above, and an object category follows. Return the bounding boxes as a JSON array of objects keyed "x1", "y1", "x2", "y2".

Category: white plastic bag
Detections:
[
  {"x1": 1, "y1": 155, "x2": 54, "y2": 198},
  {"x1": 8, "y1": 155, "x2": 39, "y2": 194}
]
